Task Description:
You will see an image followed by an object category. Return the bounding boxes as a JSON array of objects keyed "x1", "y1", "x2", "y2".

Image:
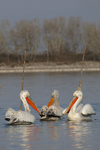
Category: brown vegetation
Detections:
[
  {"x1": 0, "y1": 17, "x2": 100, "y2": 66},
  {"x1": 0, "y1": 52, "x2": 100, "y2": 67}
]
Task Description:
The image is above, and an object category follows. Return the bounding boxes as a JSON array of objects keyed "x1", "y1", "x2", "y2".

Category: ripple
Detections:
[{"x1": 0, "y1": 72, "x2": 100, "y2": 150}]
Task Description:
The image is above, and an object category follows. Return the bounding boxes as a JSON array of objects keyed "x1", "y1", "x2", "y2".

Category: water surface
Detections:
[{"x1": 0, "y1": 72, "x2": 100, "y2": 150}]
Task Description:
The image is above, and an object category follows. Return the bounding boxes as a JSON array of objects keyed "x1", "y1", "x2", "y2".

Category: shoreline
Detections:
[{"x1": 0, "y1": 61, "x2": 100, "y2": 73}]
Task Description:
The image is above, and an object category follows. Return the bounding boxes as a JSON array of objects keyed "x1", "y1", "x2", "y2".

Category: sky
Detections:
[{"x1": 0, "y1": 0, "x2": 100, "y2": 25}]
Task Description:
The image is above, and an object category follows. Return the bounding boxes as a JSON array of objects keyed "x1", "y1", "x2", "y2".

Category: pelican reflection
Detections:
[
  {"x1": 5, "y1": 124, "x2": 40, "y2": 150},
  {"x1": 67, "y1": 121, "x2": 92, "y2": 149}
]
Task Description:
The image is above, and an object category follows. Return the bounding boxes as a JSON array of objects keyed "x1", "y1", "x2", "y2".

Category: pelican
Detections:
[
  {"x1": 25, "y1": 90, "x2": 64, "y2": 121},
  {"x1": 46, "y1": 90, "x2": 64, "y2": 120},
  {"x1": 63, "y1": 90, "x2": 96, "y2": 121},
  {"x1": 40, "y1": 90, "x2": 59, "y2": 118},
  {"x1": 5, "y1": 90, "x2": 36, "y2": 124}
]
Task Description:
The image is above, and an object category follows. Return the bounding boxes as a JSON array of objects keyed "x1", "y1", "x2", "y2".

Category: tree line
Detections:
[{"x1": 0, "y1": 16, "x2": 100, "y2": 63}]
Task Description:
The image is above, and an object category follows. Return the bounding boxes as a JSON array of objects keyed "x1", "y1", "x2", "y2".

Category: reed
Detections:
[
  {"x1": 20, "y1": 51, "x2": 26, "y2": 110},
  {"x1": 77, "y1": 34, "x2": 92, "y2": 92}
]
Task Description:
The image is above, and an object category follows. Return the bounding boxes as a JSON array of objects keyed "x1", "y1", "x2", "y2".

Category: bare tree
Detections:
[
  {"x1": 1, "y1": 17, "x2": 100, "y2": 64},
  {"x1": 32, "y1": 19, "x2": 41, "y2": 62},
  {"x1": 0, "y1": 20, "x2": 10, "y2": 53},
  {"x1": 43, "y1": 17, "x2": 66, "y2": 62},
  {"x1": 9, "y1": 19, "x2": 41, "y2": 62},
  {"x1": 82, "y1": 21, "x2": 100, "y2": 53},
  {"x1": 66, "y1": 16, "x2": 82, "y2": 53}
]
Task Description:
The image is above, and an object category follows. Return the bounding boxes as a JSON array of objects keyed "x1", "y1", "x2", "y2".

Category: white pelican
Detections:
[
  {"x1": 25, "y1": 90, "x2": 56, "y2": 120},
  {"x1": 40, "y1": 90, "x2": 59, "y2": 118},
  {"x1": 5, "y1": 90, "x2": 36, "y2": 124},
  {"x1": 25, "y1": 90, "x2": 64, "y2": 120},
  {"x1": 63, "y1": 90, "x2": 96, "y2": 121},
  {"x1": 46, "y1": 90, "x2": 64, "y2": 120}
]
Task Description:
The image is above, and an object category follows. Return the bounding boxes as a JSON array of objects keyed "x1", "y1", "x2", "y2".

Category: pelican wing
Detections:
[
  {"x1": 15, "y1": 110, "x2": 35, "y2": 123},
  {"x1": 47, "y1": 105, "x2": 64, "y2": 117},
  {"x1": 76, "y1": 103, "x2": 83, "y2": 113},
  {"x1": 5, "y1": 109, "x2": 35, "y2": 124},
  {"x1": 5, "y1": 108, "x2": 17, "y2": 122},
  {"x1": 81, "y1": 104, "x2": 96, "y2": 116}
]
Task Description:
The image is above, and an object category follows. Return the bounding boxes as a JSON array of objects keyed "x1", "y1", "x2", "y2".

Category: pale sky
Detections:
[{"x1": 0, "y1": 0, "x2": 100, "y2": 25}]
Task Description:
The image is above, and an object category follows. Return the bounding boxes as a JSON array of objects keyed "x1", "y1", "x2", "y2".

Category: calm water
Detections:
[{"x1": 0, "y1": 72, "x2": 100, "y2": 150}]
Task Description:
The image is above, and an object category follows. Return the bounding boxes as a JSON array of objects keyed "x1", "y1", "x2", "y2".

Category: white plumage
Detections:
[
  {"x1": 26, "y1": 90, "x2": 64, "y2": 120},
  {"x1": 47, "y1": 90, "x2": 64, "y2": 117},
  {"x1": 63, "y1": 90, "x2": 95, "y2": 121},
  {"x1": 5, "y1": 90, "x2": 35, "y2": 124},
  {"x1": 40, "y1": 90, "x2": 64, "y2": 120}
]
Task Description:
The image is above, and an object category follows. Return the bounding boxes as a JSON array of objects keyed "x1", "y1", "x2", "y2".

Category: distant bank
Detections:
[{"x1": 0, "y1": 61, "x2": 100, "y2": 73}]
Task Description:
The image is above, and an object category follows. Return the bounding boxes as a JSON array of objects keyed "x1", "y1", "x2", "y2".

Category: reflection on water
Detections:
[
  {"x1": 67, "y1": 121, "x2": 92, "y2": 149},
  {"x1": 5, "y1": 121, "x2": 63, "y2": 150},
  {"x1": 0, "y1": 72, "x2": 100, "y2": 150},
  {"x1": 5, "y1": 125, "x2": 40, "y2": 150}
]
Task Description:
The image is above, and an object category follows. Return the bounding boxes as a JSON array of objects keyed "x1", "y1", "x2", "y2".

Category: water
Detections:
[{"x1": 0, "y1": 72, "x2": 100, "y2": 150}]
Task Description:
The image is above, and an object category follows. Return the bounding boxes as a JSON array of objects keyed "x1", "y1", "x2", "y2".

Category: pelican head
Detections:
[
  {"x1": 47, "y1": 105, "x2": 56, "y2": 116},
  {"x1": 47, "y1": 90, "x2": 59, "y2": 107},
  {"x1": 20, "y1": 90, "x2": 41, "y2": 115},
  {"x1": 73, "y1": 90, "x2": 83, "y2": 99},
  {"x1": 40, "y1": 105, "x2": 48, "y2": 117},
  {"x1": 51, "y1": 90, "x2": 59, "y2": 99},
  {"x1": 51, "y1": 90, "x2": 60, "y2": 107},
  {"x1": 20, "y1": 90, "x2": 30, "y2": 100},
  {"x1": 63, "y1": 90, "x2": 83, "y2": 115},
  {"x1": 20, "y1": 90, "x2": 31, "y2": 113}
]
